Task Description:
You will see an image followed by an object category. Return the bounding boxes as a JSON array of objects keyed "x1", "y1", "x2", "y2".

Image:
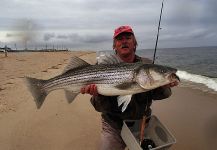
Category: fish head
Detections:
[
  {"x1": 136, "y1": 64, "x2": 180, "y2": 89},
  {"x1": 149, "y1": 65, "x2": 180, "y2": 84}
]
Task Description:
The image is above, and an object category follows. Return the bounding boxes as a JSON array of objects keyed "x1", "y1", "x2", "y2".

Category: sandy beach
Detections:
[{"x1": 0, "y1": 51, "x2": 216, "y2": 150}]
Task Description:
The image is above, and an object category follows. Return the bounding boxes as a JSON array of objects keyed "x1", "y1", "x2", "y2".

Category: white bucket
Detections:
[{"x1": 121, "y1": 115, "x2": 176, "y2": 150}]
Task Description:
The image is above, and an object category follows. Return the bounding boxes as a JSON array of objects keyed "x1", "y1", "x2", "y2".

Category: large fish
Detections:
[{"x1": 25, "y1": 55, "x2": 179, "y2": 112}]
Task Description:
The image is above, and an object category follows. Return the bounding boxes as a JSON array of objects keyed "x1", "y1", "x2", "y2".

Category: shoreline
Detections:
[{"x1": 0, "y1": 51, "x2": 216, "y2": 149}]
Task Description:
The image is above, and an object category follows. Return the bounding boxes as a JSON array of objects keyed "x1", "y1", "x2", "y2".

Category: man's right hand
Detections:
[{"x1": 80, "y1": 84, "x2": 98, "y2": 96}]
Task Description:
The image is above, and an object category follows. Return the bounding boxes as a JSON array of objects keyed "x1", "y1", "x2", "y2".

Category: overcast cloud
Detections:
[{"x1": 0, "y1": 0, "x2": 216, "y2": 50}]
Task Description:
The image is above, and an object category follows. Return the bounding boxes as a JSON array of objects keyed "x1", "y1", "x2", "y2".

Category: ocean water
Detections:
[{"x1": 97, "y1": 46, "x2": 217, "y2": 94}]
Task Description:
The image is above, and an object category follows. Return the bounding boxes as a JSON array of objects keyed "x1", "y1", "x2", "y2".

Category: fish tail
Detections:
[{"x1": 25, "y1": 77, "x2": 48, "y2": 109}]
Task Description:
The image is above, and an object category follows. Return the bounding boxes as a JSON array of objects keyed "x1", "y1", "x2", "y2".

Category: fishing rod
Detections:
[
  {"x1": 152, "y1": 0, "x2": 164, "y2": 64},
  {"x1": 139, "y1": 1, "x2": 165, "y2": 145}
]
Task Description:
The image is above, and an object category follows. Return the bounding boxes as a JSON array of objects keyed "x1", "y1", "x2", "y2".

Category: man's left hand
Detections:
[{"x1": 163, "y1": 81, "x2": 179, "y2": 88}]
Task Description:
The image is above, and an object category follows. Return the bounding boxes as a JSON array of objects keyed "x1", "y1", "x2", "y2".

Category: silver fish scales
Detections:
[{"x1": 25, "y1": 55, "x2": 179, "y2": 112}]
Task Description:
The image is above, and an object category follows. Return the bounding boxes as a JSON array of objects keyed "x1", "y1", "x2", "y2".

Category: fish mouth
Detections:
[{"x1": 169, "y1": 73, "x2": 180, "y2": 82}]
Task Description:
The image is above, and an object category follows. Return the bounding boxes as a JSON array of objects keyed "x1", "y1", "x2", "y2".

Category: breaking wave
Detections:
[{"x1": 177, "y1": 70, "x2": 217, "y2": 92}]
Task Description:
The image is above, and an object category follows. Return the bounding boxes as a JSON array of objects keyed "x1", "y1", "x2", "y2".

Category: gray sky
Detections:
[{"x1": 0, "y1": 0, "x2": 216, "y2": 50}]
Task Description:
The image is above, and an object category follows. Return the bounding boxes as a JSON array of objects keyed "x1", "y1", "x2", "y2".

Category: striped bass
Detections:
[{"x1": 25, "y1": 55, "x2": 179, "y2": 112}]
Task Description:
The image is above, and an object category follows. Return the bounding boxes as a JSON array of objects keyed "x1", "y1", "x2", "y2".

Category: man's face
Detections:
[{"x1": 114, "y1": 33, "x2": 136, "y2": 58}]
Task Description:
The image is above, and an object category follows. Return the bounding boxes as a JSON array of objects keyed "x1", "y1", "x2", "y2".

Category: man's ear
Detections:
[{"x1": 134, "y1": 38, "x2": 137, "y2": 52}]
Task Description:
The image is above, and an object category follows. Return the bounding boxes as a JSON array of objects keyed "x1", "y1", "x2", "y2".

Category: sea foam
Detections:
[{"x1": 177, "y1": 70, "x2": 217, "y2": 92}]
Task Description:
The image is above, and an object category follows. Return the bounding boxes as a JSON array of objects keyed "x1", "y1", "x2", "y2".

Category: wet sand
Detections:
[
  {"x1": 152, "y1": 87, "x2": 217, "y2": 150},
  {"x1": 0, "y1": 52, "x2": 216, "y2": 150}
]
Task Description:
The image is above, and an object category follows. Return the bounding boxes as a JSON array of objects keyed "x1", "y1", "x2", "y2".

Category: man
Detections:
[{"x1": 81, "y1": 25, "x2": 178, "y2": 150}]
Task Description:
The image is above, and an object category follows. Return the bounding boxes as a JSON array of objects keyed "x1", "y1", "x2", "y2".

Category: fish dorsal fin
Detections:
[
  {"x1": 97, "y1": 54, "x2": 123, "y2": 64},
  {"x1": 63, "y1": 56, "x2": 90, "y2": 73}
]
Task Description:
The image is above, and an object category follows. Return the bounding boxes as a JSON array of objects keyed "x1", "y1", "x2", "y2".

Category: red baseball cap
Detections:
[{"x1": 113, "y1": 25, "x2": 134, "y2": 39}]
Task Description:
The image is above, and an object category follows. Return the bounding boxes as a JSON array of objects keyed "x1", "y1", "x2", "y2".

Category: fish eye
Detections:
[{"x1": 160, "y1": 69, "x2": 166, "y2": 73}]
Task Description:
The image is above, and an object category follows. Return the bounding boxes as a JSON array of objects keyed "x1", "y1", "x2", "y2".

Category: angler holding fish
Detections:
[
  {"x1": 81, "y1": 25, "x2": 179, "y2": 150},
  {"x1": 25, "y1": 25, "x2": 179, "y2": 150}
]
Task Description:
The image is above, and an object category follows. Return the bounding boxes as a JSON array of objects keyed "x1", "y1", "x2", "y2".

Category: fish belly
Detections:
[{"x1": 97, "y1": 84, "x2": 145, "y2": 96}]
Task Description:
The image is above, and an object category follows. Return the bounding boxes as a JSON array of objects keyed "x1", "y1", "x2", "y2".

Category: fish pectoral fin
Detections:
[
  {"x1": 65, "y1": 90, "x2": 79, "y2": 103},
  {"x1": 115, "y1": 82, "x2": 138, "y2": 90},
  {"x1": 136, "y1": 69, "x2": 150, "y2": 89},
  {"x1": 117, "y1": 95, "x2": 132, "y2": 112},
  {"x1": 115, "y1": 82, "x2": 133, "y2": 90}
]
